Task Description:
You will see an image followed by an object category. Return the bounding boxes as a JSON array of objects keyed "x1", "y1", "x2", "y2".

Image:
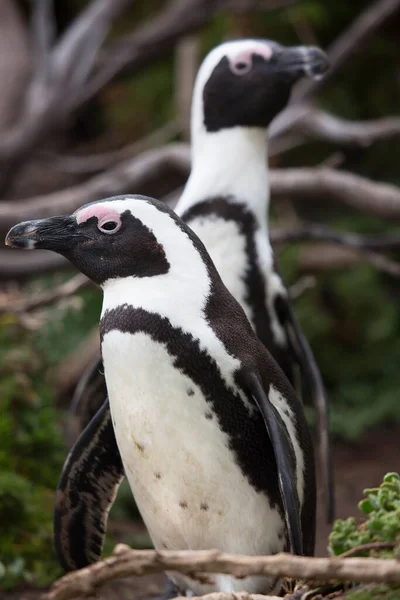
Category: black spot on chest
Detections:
[
  {"x1": 100, "y1": 305, "x2": 282, "y2": 509},
  {"x1": 182, "y1": 198, "x2": 295, "y2": 385}
]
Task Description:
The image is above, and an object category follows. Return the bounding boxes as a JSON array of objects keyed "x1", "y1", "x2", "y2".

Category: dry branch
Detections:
[
  {"x1": 0, "y1": 273, "x2": 91, "y2": 314},
  {"x1": 270, "y1": 224, "x2": 400, "y2": 250},
  {"x1": 270, "y1": 106, "x2": 400, "y2": 150},
  {"x1": 42, "y1": 546, "x2": 400, "y2": 600},
  {"x1": 3, "y1": 144, "x2": 400, "y2": 242},
  {"x1": 270, "y1": 0, "x2": 400, "y2": 138},
  {"x1": 269, "y1": 167, "x2": 400, "y2": 219},
  {"x1": 298, "y1": 244, "x2": 400, "y2": 276},
  {"x1": 0, "y1": 250, "x2": 69, "y2": 280},
  {"x1": 174, "y1": 594, "x2": 281, "y2": 600}
]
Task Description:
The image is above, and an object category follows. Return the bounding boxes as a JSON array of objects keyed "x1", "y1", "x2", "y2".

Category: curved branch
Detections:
[
  {"x1": 270, "y1": 0, "x2": 400, "y2": 138},
  {"x1": 270, "y1": 224, "x2": 400, "y2": 250},
  {"x1": 43, "y1": 545, "x2": 400, "y2": 600},
  {"x1": 269, "y1": 167, "x2": 400, "y2": 220},
  {"x1": 272, "y1": 106, "x2": 400, "y2": 148},
  {"x1": 2, "y1": 146, "x2": 400, "y2": 245}
]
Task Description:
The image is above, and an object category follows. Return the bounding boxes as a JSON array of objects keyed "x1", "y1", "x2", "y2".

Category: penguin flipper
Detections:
[
  {"x1": 274, "y1": 293, "x2": 334, "y2": 525},
  {"x1": 54, "y1": 398, "x2": 125, "y2": 571},
  {"x1": 242, "y1": 370, "x2": 303, "y2": 556}
]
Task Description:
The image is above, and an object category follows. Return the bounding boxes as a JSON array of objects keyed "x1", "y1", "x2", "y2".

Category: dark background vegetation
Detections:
[{"x1": 0, "y1": 0, "x2": 399, "y2": 594}]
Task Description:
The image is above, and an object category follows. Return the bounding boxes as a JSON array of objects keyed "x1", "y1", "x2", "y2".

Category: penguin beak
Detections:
[
  {"x1": 275, "y1": 45, "x2": 329, "y2": 79},
  {"x1": 5, "y1": 216, "x2": 75, "y2": 251}
]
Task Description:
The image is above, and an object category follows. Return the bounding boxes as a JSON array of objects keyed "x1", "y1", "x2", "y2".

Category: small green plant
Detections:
[{"x1": 329, "y1": 472, "x2": 400, "y2": 557}]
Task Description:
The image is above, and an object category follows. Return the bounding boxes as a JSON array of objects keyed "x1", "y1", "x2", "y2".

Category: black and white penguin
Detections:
[
  {"x1": 6, "y1": 195, "x2": 316, "y2": 595},
  {"x1": 73, "y1": 39, "x2": 333, "y2": 520}
]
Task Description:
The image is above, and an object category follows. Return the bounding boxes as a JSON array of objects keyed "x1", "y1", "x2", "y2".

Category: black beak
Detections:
[
  {"x1": 277, "y1": 45, "x2": 329, "y2": 79},
  {"x1": 5, "y1": 216, "x2": 75, "y2": 251}
]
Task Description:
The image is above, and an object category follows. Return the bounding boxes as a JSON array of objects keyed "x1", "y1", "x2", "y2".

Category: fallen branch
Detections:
[
  {"x1": 0, "y1": 273, "x2": 91, "y2": 314},
  {"x1": 42, "y1": 545, "x2": 400, "y2": 600}
]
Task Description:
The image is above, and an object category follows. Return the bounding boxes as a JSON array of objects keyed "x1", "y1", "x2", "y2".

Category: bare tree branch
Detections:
[
  {"x1": 0, "y1": 0, "x2": 134, "y2": 190},
  {"x1": 0, "y1": 273, "x2": 91, "y2": 314},
  {"x1": 0, "y1": 144, "x2": 190, "y2": 237},
  {"x1": 0, "y1": 0, "x2": 31, "y2": 132},
  {"x1": 42, "y1": 545, "x2": 400, "y2": 600},
  {"x1": 269, "y1": 167, "x2": 400, "y2": 220},
  {"x1": 269, "y1": 106, "x2": 400, "y2": 153},
  {"x1": 295, "y1": 0, "x2": 400, "y2": 103},
  {"x1": 298, "y1": 244, "x2": 400, "y2": 276},
  {"x1": 270, "y1": 0, "x2": 400, "y2": 138},
  {"x1": 3, "y1": 145, "x2": 400, "y2": 244},
  {"x1": 82, "y1": 0, "x2": 226, "y2": 105},
  {"x1": 271, "y1": 224, "x2": 400, "y2": 250},
  {"x1": 0, "y1": 250, "x2": 69, "y2": 280},
  {"x1": 42, "y1": 120, "x2": 180, "y2": 174}
]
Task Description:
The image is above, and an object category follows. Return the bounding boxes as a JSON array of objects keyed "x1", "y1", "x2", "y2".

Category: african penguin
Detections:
[
  {"x1": 72, "y1": 39, "x2": 333, "y2": 521},
  {"x1": 6, "y1": 195, "x2": 316, "y2": 596}
]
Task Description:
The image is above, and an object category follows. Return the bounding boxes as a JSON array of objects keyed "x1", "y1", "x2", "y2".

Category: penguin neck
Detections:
[{"x1": 179, "y1": 126, "x2": 269, "y2": 227}]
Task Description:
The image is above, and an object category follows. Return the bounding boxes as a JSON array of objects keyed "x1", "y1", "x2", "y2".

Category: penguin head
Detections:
[
  {"x1": 5, "y1": 195, "x2": 189, "y2": 286},
  {"x1": 192, "y1": 39, "x2": 329, "y2": 134}
]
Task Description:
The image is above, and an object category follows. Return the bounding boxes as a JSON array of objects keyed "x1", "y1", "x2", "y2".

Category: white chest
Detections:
[
  {"x1": 187, "y1": 215, "x2": 254, "y2": 326},
  {"x1": 102, "y1": 329, "x2": 285, "y2": 594}
]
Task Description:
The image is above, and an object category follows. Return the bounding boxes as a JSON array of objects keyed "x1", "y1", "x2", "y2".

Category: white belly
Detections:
[{"x1": 102, "y1": 330, "x2": 285, "y2": 594}]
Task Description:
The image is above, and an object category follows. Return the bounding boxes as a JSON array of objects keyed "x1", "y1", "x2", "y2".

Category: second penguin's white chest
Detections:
[{"x1": 101, "y1": 328, "x2": 286, "y2": 594}]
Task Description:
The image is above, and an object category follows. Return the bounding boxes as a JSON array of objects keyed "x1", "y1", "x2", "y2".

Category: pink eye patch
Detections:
[
  {"x1": 76, "y1": 205, "x2": 121, "y2": 226},
  {"x1": 229, "y1": 45, "x2": 273, "y2": 75}
]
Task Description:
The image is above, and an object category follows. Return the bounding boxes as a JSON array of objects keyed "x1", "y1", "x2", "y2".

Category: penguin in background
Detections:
[
  {"x1": 6, "y1": 194, "x2": 316, "y2": 596},
  {"x1": 72, "y1": 39, "x2": 334, "y2": 521}
]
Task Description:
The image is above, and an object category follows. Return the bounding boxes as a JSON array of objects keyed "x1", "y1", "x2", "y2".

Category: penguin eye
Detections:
[
  {"x1": 97, "y1": 219, "x2": 121, "y2": 234},
  {"x1": 230, "y1": 57, "x2": 252, "y2": 76}
]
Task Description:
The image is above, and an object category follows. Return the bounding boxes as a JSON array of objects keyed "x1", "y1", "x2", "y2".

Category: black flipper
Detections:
[
  {"x1": 242, "y1": 370, "x2": 303, "y2": 556},
  {"x1": 54, "y1": 398, "x2": 125, "y2": 571},
  {"x1": 274, "y1": 293, "x2": 334, "y2": 524}
]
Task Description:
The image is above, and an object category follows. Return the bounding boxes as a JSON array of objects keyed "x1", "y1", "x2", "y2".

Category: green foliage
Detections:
[
  {"x1": 283, "y1": 254, "x2": 400, "y2": 439},
  {"x1": 0, "y1": 279, "x2": 102, "y2": 590},
  {"x1": 329, "y1": 473, "x2": 400, "y2": 556}
]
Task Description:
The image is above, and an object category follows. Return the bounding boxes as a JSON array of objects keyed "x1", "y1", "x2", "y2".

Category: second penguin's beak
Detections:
[{"x1": 276, "y1": 45, "x2": 329, "y2": 79}]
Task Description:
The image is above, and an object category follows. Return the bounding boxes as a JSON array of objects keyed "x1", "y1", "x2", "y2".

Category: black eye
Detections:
[
  {"x1": 98, "y1": 220, "x2": 121, "y2": 234},
  {"x1": 236, "y1": 62, "x2": 248, "y2": 71}
]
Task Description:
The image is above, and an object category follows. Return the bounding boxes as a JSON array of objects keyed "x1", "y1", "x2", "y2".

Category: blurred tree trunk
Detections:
[{"x1": 0, "y1": 0, "x2": 31, "y2": 132}]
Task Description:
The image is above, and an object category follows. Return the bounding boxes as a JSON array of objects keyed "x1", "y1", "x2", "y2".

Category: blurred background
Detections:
[{"x1": 1, "y1": 0, "x2": 400, "y2": 595}]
